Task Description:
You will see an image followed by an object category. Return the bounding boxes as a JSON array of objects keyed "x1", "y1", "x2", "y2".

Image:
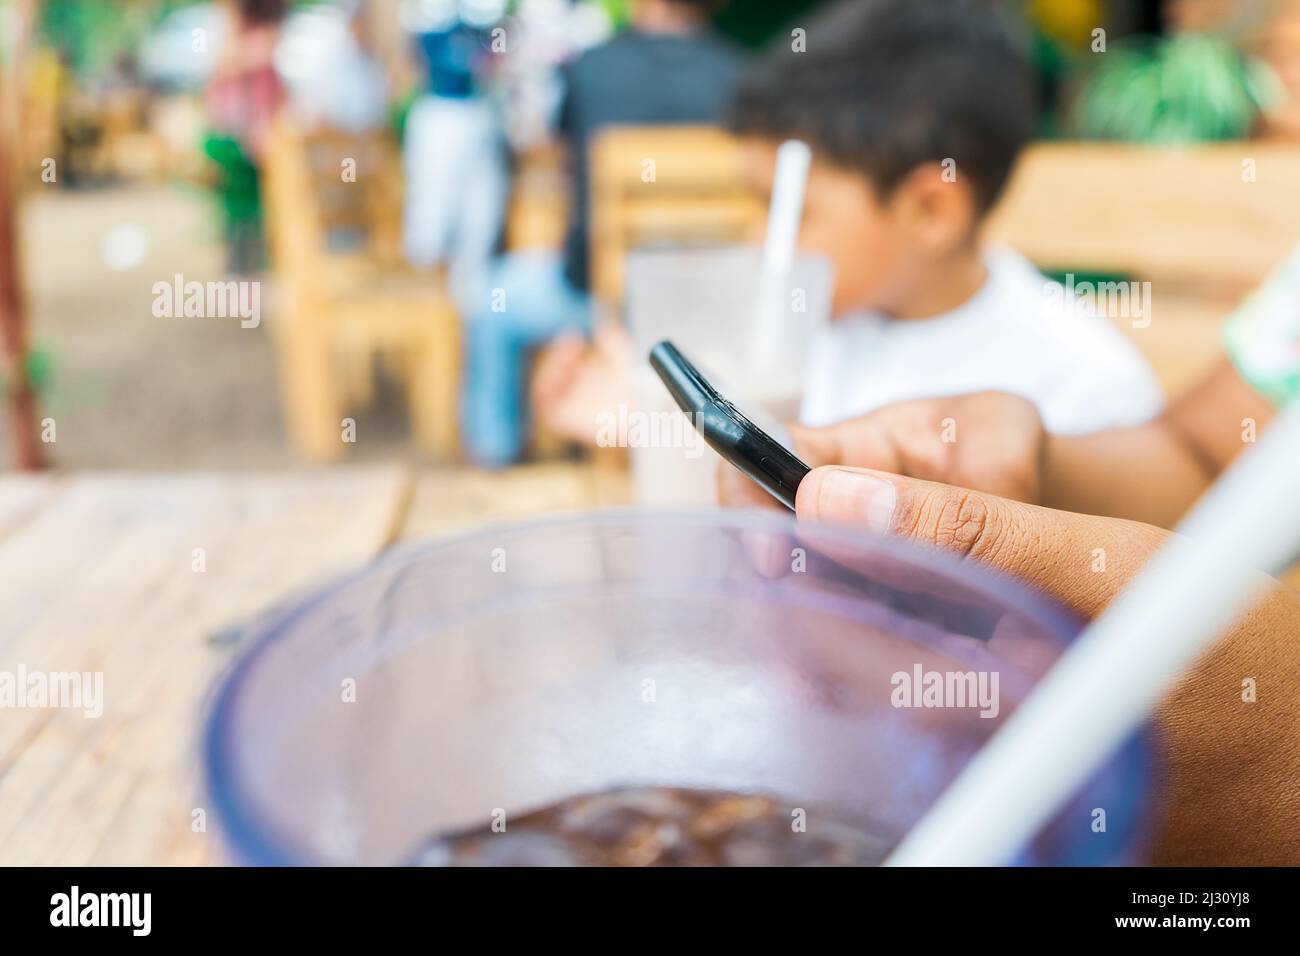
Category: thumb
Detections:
[{"x1": 795, "y1": 466, "x2": 1166, "y2": 618}]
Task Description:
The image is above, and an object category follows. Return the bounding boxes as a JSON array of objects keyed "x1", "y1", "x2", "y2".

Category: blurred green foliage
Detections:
[
  {"x1": 36, "y1": 0, "x2": 324, "y2": 81},
  {"x1": 37, "y1": 0, "x2": 177, "y2": 79},
  {"x1": 1071, "y1": 34, "x2": 1281, "y2": 142},
  {"x1": 713, "y1": 0, "x2": 826, "y2": 48},
  {"x1": 0, "y1": 344, "x2": 53, "y2": 396},
  {"x1": 593, "y1": 0, "x2": 630, "y2": 30}
]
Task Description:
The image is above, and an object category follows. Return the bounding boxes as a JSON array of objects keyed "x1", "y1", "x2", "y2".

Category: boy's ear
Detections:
[{"x1": 891, "y1": 162, "x2": 979, "y2": 252}]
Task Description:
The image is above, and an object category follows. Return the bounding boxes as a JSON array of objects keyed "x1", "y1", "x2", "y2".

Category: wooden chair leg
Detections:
[
  {"x1": 336, "y1": 323, "x2": 375, "y2": 410},
  {"x1": 407, "y1": 306, "x2": 461, "y2": 461},
  {"x1": 277, "y1": 317, "x2": 345, "y2": 462}
]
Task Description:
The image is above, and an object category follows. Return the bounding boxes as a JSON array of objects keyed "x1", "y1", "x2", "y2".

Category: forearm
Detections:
[
  {"x1": 1042, "y1": 423, "x2": 1215, "y2": 527},
  {"x1": 1042, "y1": 359, "x2": 1274, "y2": 527},
  {"x1": 1154, "y1": 580, "x2": 1300, "y2": 865},
  {"x1": 798, "y1": 460, "x2": 1300, "y2": 864}
]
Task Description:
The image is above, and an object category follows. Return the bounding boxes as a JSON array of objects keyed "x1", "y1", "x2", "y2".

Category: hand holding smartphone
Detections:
[{"x1": 649, "y1": 341, "x2": 810, "y2": 510}]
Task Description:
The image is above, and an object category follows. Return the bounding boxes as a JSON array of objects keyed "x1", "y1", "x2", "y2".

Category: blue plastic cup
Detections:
[{"x1": 204, "y1": 510, "x2": 1158, "y2": 865}]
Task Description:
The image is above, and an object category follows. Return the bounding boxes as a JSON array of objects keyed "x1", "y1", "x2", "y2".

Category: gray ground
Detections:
[
  {"x1": 4, "y1": 183, "x2": 418, "y2": 470},
  {"x1": 2, "y1": 183, "x2": 423, "y2": 470}
]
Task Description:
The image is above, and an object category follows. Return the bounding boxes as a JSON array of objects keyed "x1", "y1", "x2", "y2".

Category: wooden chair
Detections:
[
  {"x1": 263, "y1": 117, "x2": 460, "y2": 462},
  {"x1": 569, "y1": 125, "x2": 763, "y2": 473},
  {"x1": 588, "y1": 125, "x2": 764, "y2": 310},
  {"x1": 504, "y1": 142, "x2": 568, "y2": 253},
  {"x1": 987, "y1": 142, "x2": 1300, "y2": 288}
]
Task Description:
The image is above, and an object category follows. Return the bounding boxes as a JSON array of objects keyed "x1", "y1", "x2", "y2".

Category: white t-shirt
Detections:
[{"x1": 800, "y1": 247, "x2": 1164, "y2": 434}]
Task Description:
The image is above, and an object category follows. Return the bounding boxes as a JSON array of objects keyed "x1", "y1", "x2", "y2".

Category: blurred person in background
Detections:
[
  {"x1": 204, "y1": 0, "x2": 289, "y2": 275},
  {"x1": 725, "y1": 0, "x2": 1161, "y2": 434},
  {"x1": 401, "y1": 0, "x2": 509, "y2": 308},
  {"x1": 466, "y1": 0, "x2": 743, "y2": 467},
  {"x1": 278, "y1": 0, "x2": 389, "y2": 134}
]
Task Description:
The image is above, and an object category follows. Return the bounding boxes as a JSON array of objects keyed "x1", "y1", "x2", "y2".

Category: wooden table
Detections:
[
  {"x1": 3, "y1": 462, "x2": 1292, "y2": 865},
  {"x1": 0, "y1": 462, "x2": 628, "y2": 865}
]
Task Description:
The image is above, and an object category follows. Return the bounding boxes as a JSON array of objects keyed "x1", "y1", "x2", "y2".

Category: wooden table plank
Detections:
[
  {"x1": 0, "y1": 473, "x2": 62, "y2": 541},
  {"x1": 398, "y1": 460, "x2": 629, "y2": 542},
  {"x1": 0, "y1": 466, "x2": 411, "y2": 865}
]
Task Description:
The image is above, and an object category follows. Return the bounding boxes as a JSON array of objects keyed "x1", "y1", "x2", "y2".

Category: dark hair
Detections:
[
  {"x1": 728, "y1": 0, "x2": 1037, "y2": 213},
  {"x1": 237, "y1": 0, "x2": 289, "y2": 25},
  {"x1": 664, "y1": 0, "x2": 726, "y2": 13}
]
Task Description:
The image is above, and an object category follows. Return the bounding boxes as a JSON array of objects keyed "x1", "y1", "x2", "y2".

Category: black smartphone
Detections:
[{"x1": 649, "y1": 340, "x2": 811, "y2": 510}]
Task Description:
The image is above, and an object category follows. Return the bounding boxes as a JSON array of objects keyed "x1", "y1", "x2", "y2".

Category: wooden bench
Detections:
[{"x1": 986, "y1": 142, "x2": 1300, "y2": 394}]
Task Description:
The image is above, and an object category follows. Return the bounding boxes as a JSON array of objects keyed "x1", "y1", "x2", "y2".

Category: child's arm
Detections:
[
  {"x1": 1043, "y1": 359, "x2": 1276, "y2": 527},
  {"x1": 728, "y1": 244, "x2": 1299, "y2": 524},
  {"x1": 720, "y1": 356, "x2": 1276, "y2": 529}
]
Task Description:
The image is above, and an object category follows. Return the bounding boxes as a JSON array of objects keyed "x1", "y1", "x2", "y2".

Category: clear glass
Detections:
[
  {"x1": 623, "y1": 246, "x2": 834, "y2": 506},
  {"x1": 624, "y1": 245, "x2": 834, "y2": 388},
  {"x1": 204, "y1": 509, "x2": 1157, "y2": 866}
]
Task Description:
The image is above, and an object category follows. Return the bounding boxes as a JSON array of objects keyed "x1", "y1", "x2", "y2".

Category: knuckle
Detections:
[
  {"x1": 912, "y1": 488, "x2": 1001, "y2": 557},
  {"x1": 899, "y1": 433, "x2": 951, "y2": 480}
]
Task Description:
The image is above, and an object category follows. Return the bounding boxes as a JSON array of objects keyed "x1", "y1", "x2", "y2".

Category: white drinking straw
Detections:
[
  {"x1": 761, "y1": 140, "x2": 811, "y2": 275},
  {"x1": 748, "y1": 139, "x2": 811, "y2": 379},
  {"x1": 886, "y1": 398, "x2": 1300, "y2": 866}
]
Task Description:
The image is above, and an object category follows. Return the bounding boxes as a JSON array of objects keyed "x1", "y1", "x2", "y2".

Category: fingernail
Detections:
[{"x1": 815, "y1": 468, "x2": 897, "y2": 533}]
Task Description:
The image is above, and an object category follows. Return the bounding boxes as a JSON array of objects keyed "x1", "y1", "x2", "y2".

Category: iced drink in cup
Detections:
[
  {"x1": 202, "y1": 510, "x2": 1157, "y2": 865},
  {"x1": 623, "y1": 245, "x2": 833, "y2": 506}
]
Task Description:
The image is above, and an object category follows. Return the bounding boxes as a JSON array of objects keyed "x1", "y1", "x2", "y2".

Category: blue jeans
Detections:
[{"x1": 462, "y1": 252, "x2": 590, "y2": 466}]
